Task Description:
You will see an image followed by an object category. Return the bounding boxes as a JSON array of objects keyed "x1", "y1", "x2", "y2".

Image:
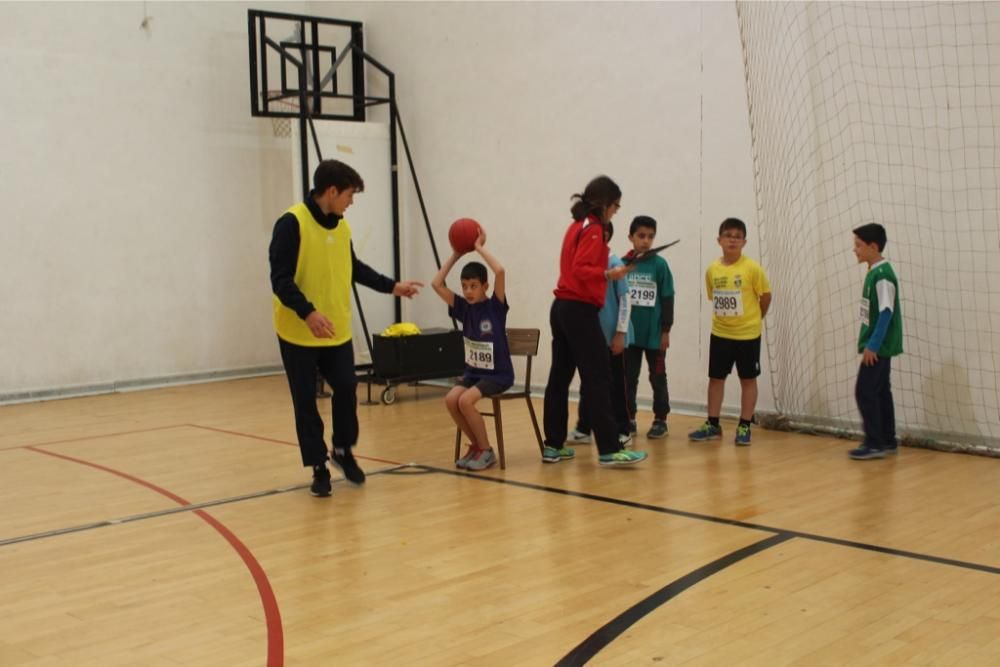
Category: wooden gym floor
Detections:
[{"x1": 1, "y1": 375, "x2": 998, "y2": 666}]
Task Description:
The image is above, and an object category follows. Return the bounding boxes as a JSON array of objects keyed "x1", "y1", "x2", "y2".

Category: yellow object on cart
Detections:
[{"x1": 380, "y1": 322, "x2": 422, "y2": 337}]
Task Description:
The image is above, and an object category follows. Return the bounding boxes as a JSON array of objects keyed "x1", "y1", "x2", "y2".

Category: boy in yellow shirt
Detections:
[{"x1": 689, "y1": 218, "x2": 772, "y2": 445}]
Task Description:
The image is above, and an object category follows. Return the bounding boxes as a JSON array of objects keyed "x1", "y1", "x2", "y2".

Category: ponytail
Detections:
[
  {"x1": 570, "y1": 193, "x2": 595, "y2": 221},
  {"x1": 569, "y1": 175, "x2": 622, "y2": 222}
]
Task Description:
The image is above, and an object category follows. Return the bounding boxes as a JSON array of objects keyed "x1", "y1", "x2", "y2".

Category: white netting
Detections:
[
  {"x1": 264, "y1": 91, "x2": 299, "y2": 138},
  {"x1": 736, "y1": 1, "x2": 1000, "y2": 453},
  {"x1": 271, "y1": 116, "x2": 292, "y2": 138}
]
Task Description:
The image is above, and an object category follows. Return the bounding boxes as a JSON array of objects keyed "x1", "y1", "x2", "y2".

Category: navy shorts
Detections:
[
  {"x1": 708, "y1": 334, "x2": 761, "y2": 380},
  {"x1": 456, "y1": 377, "x2": 511, "y2": 397}
]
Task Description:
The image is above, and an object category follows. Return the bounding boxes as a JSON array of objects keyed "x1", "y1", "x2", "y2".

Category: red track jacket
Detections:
[{"x1": 553, "y1": 216, "x2": 609, "y2": 308}]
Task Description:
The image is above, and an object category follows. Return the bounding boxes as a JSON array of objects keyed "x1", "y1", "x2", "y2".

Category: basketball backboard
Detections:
[{"x1": 248, "y1": 9, "x2": 366, "y2": 123}]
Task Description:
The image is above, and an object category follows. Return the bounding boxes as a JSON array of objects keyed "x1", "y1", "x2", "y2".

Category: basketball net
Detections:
[{"x1": 264, "y1": 91, "x2": 299, "y2": 138}]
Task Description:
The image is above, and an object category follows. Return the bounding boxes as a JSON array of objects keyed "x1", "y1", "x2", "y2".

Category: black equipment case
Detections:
[{"x1": 363, "y1": 328, "x2": 466, "y2": 404}]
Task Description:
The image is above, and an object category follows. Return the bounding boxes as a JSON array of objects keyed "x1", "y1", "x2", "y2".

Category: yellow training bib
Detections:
[{"x1": 272, "y1": 203, "x2": 353, "y2": 346}]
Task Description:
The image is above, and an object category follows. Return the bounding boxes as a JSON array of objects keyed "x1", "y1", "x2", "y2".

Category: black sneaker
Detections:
[
  {"x1": 331, "y1": 448, "x2": 366, "y2": 485},
  {"x1": 646, "y1": 420, "x2": 668, "y2": 439},
  {"x1": 310, "y1": 466, "x2": 332, "y2": 497}
]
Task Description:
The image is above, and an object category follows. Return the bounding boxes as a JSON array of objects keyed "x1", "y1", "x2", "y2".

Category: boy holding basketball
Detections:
[
  {"x1": 849, "y1": 222, "x2": 903, "y2": 460},
  {"x1": 431, "y1": 226, "x2": 513, "y2": 471},
  {"x1": 689, "y1": 218, "x2": 771, "y2": 446},
  {"x1": 623, "y1": 215, "x2": 675, "y2": 439}
]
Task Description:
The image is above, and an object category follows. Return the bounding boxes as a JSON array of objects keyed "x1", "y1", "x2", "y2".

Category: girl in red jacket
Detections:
[{"x1": 542, "y1": 176, "x2": 648, "y2": 466}]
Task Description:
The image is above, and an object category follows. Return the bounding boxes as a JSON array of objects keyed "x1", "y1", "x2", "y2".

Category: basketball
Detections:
[{"x1": 448, "y1": 218, "x2": 482, "y2": 253}]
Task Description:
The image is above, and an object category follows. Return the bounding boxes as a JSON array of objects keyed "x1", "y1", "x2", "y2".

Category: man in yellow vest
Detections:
[{"x1": 270, "y1": 160, "x2": 422, "y2": 497}]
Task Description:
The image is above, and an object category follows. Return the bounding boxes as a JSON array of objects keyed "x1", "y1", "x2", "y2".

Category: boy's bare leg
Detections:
[
  {"x1": 707, "y1": 378, "x2": 726, "y2": 418},
  {"x1": 446, "y1": 386, "x2": 476, "y2": 443},
  {"x1": 739, "y1": 378, "x2": 757, "y2": 421},
  {"x1": 457, "y1": 387, "x2": 491, "y2": 448}
]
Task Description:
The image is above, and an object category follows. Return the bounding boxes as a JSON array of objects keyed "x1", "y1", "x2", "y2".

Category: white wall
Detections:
[
  {"x1": 1, "y1": 1, "x2": 768, "y2": 415},
  {"x1": 0, "y1": 2, "x2": 300, "y2": 397}
]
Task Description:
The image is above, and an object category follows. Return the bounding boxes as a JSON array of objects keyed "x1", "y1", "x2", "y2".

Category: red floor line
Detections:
[
  {"x1": 1, "y1": 424, "x2": 189, "y2": 452},
  {"x1": 193, "y1": 509, "x2": 284, "y2": 665},
  {"x1": 26, "y1": 446, "x2": 284, "y2": 667},
  {"x1": 186, "y1": 423, "x2": 406, "y2": 466},
  {"x1": 185, "y1": 423, "x2": 298, "y2": 447}
]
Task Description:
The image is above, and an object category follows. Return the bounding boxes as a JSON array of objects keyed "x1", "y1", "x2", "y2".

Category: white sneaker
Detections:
[
  {"x1": 567, "y1": 429, "x2": 592, "y2": 444},
  {"x1": 618, "y1": 433, "x2": 633, "y2": 448},
  {"x1": 465, "y1": 447, "x2": 497, "y2": 471},
  {"x1": 456, "y1": 444, "x2": 478, "y2": 469}
]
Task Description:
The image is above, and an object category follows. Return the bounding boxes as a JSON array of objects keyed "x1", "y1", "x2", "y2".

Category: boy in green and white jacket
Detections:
[{"x1": 849, "y1": 222, "x2": 903, "y2": 460}]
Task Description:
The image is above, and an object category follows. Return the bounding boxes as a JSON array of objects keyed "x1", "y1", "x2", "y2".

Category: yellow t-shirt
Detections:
[
  {"x1": 705, "y1": 255, "x2": 771, "y2": 340},
  {"x1": 272, "y1": 203, "x2": 353, "y2": 346}
]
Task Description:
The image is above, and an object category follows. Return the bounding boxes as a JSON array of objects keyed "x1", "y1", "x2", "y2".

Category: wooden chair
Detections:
[{"x1": 453, "y1": 328, "x2": 545, "y2": 469}]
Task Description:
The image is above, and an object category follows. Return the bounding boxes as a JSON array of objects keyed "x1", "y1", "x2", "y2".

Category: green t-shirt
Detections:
[
  {"x1": 858, "y1": 260, "x2": 903, "y2": 356},
  {"x1": 626, "y1": 255, "x2": 675, "y2": 350}
]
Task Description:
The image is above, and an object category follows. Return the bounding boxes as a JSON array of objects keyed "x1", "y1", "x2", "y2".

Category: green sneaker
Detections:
[
  {"x1": 688, "y1": 422, "x2": 723, "y2": 441},
  {"x1": 542, "y1": 446, "x2": 575, "y2": 463},
  {"x1": 598, "y1": 449, "x2": 648, "y2": 466},
  {"x1": 735, "y1": 423, "x2": 751, "y2": 446}
]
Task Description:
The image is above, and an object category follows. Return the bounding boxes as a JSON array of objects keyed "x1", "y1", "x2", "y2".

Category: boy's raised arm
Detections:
[
  {"x1": 431, "y1": 251, "x2": 461, "y2": 307},
  {"x1": 473, "y1": 229, "x2": 505, "y2": 303}
]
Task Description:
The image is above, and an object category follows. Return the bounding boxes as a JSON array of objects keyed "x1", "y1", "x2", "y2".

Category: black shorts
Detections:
[
  {"x1": 456, "y1": 377, "x2": 510, "y2": 397},
  {"x1": 708, "y1": 335, "x2": 761, "y2": 380}
]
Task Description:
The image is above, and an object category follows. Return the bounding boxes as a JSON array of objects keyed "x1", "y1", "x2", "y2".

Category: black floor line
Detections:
[
  {"x1": 0, "y1": 464, "x2": 407, "y2": 549},
  {"x1": 379, "y1": 465, "x2": 437, "y2": 475},
  {"x1": 555, "y1": 533, "x2": 794, "y2": 666},
  {"x1": 418, "y1": 465, "x2": 1000, "y2": 576},
  {"x1": 9, "y1": 461, "x2": 998, "y2": 577}
]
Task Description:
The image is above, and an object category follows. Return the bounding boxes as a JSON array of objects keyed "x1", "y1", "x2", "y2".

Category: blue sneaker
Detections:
[
  {"x1": 542, "y1": 446, "x2": 576, "y2": 463},
  {"x1": 688, "y1": 422, "x2": 723, "y2": 441},
  {"x1": 598, "y1": 449, "x2": 648, "y2": 466},
  {"x1": 735, "y1": 423, "x2": 751, "y2": 446},
  {"x1": 849, "y1": 445, "x2": 886, "y2": 460}
]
